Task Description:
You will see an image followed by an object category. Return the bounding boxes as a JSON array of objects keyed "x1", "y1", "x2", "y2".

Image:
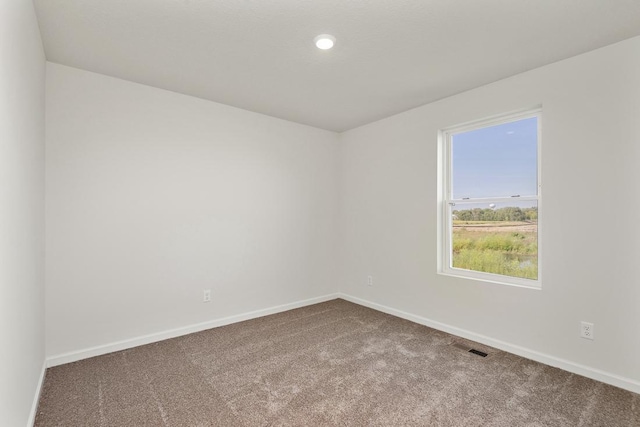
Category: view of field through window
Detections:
[
  {"x1": 451, "y1": 201, "x2": 538, "y2": 280},
  {"x1": 449, "y1": 115, "x2": 539, "y2": 281}
]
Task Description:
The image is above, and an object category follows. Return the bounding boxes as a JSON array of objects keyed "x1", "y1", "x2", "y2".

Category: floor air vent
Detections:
[
  {"x1": 452, "y1": 342, "x2": 489, "y2": 358},
  {"x1": 468, "y1": 349, "x2": 488, "y2": 357}
]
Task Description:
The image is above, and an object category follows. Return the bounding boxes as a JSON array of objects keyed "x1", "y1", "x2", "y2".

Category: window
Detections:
[{"x1": 439, "y1": 109, "x2": 541, "y2": 288}]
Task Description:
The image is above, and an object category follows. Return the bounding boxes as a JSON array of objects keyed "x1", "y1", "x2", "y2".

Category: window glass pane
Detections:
[
  {"x1": 452, "y1": 117, "x2": 538, "y2": 199},
  {"x1": 450, "y1": 200, "x2": 538, "y2": 280}
]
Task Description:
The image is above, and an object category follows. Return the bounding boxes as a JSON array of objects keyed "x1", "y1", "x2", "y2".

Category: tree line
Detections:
[{"x1": 453, "y1": 206, "x2": 537, "y2": 222}]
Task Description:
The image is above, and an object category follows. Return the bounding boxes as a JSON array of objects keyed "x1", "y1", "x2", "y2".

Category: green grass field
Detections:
[{"x1": 452, "y1": 221, "x2": 538, "y2": 280}]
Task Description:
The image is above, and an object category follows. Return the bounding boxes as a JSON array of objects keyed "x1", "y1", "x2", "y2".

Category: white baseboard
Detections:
[
  {"x1": 45, "y1": 291, "x2": 640, "y2": 395},
  {"x1": 46, "y1": 293, "x2": 340, "y2": 367},
  {"x1": 339, "y1": 293, "x2": 640, "y2": 395},
  {"x1": 28, "y1": 361, "x2": 47, "y2": 427}
]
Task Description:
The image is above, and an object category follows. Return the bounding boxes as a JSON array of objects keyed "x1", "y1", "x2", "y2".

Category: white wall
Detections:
[
  {"x1": 0, "y1": 0, "x2": 46, "y2": 425},
  {"x1": 44, "y1": 29, "x2": 640, "y2": 394},
  {"x1": 339, "y1": 36, "x2": 640, "y2": 389},
  {"x1": 46, "y1": 63, "x2": 340, "y2": 358}
]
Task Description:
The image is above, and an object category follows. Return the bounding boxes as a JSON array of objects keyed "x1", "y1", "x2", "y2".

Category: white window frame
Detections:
[{"x1": 438, "y1": 108, "x2": 542, "y2": 289}]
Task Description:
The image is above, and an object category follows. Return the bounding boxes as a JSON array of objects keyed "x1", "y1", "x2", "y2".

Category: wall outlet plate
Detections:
[
  {"x1": 580, "y1": 321, "x2": 594, "y2": 340},
  {"x1": 203, "y1": 289, "x2": 211, "y2": 303}
]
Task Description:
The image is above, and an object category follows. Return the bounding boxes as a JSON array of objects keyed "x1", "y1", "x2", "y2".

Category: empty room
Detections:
[{"x1": 2, "y1": 0, "x2": 640, "y2": 425}]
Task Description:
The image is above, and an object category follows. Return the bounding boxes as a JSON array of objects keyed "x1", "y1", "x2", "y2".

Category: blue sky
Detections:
[{"x1": 452, "y1": 117, "x2": 538, "y2": 200}]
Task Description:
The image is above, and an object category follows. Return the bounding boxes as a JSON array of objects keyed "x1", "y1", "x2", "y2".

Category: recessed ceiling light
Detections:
[{"x1": 314, "y1": 34, "x2": 336, "y2": 50}]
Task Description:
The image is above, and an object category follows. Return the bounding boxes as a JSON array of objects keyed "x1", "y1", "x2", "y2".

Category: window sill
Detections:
[{"x1": 438, "y1": 269, "x2": 541, "y2": 290}]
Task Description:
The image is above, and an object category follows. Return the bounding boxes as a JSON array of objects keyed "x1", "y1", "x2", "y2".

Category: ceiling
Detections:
[{"x1": 34, "y1": 0, "x2": 640, "y2": 132}]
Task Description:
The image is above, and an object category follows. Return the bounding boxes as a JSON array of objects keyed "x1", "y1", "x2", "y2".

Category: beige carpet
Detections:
[{"x1": 35, "y1": 299, "x2": 639, "y2": 426}]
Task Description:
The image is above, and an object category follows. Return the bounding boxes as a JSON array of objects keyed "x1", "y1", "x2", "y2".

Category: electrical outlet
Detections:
[
  {"x1": 580, "y1": 321, "x2": 594, "y2": 340},
  {"x1": 367, "y1": 275, "x2": 373, "y2": 287},
  {"x1": 203, "y1": 289, "x2": 211, "y2": 303}
]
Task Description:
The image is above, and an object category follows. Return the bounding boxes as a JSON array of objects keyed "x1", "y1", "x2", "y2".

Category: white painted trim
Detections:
[
  {"x1": 28, "y1": 361, "x2": 47, "y2": 427},
  {"x1": 338, "y1": 293, "x2": 640, "y2": 395},
  {"x1": 46, "y1": 293, "x2": 340, "y2": 367},
  {"x1": 45, "y1": 291, "x2": 640, "y2": 394}
]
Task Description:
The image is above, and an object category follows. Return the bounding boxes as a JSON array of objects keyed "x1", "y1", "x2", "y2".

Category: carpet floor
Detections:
[{"x1": 35, "y1": 299, "x2": 639, "y2": 426}]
